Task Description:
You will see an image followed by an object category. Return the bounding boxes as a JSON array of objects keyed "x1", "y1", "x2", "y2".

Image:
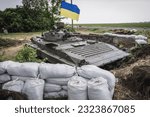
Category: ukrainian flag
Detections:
[{"x1": 60, "y1": 1, "x2": 80, "y2": 20}]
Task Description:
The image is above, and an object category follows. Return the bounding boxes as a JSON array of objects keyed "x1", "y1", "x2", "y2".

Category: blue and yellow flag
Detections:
[{"x1": 60, "y1": 1, "x2": 80, "y2": 20}]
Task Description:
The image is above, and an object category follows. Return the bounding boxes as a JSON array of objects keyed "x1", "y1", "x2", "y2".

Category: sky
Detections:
[{"x1": 0, "y1": 0, "x2": 150, "y2": 24}]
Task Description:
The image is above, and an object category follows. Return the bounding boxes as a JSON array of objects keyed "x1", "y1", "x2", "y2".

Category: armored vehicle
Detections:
[{"x1": 28, "y1": 23, "x2": 129, "y2": 66}]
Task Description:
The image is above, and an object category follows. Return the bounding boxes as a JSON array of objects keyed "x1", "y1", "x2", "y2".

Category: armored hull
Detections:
[{"x1": 28, "y1": 31, "x2": 129, "y2": 66}]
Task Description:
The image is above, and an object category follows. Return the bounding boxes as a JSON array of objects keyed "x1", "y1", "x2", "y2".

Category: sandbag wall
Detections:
[
  {"x1": 0, "y1": 61, "x2": 116, "y2": 100},
  {"x1": 39, "y1": 63, "x2": 76, "y2": 99}
]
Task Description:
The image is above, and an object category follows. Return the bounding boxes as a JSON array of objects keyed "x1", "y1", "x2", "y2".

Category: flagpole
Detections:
[{"x1": 71, "y1": 0, "x2": 73, "y2": 30}]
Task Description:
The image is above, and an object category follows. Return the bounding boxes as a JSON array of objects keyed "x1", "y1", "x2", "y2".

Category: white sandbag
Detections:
[
  {"x1": 44, "y1": 83, "x2": 61, "y2": 92},
  {"x1": 88, "y1": 77, "x2": 112, "y2": 100},
  {"x1": 68, "y1": 76, "x2": 87, "y2": 100},
  {"x1": 39, "y1": 63, "x2": 76, "y2": 79},
  {"x1": 77, "y1": 65, "x2": 115, "y2": 94},
  {"x1": 2, "y1": 80, "x2": 24, "y2": 92},
  {"x1": 0, "y1": 63, "x2": 5, "y2": 74},
  {"x1": 44, "y1": 90, "x2": 68, "y2": 99},
  {"x1": 7, "y1": 62, "x2": 39, "y2": 77},
  {"x1": 11, "y1": 76, "x2": 36, "y2": 81},
  {"x1": 0, "y1": 61, "x2": 15, "y2": 74},
  {"x1": 22, "y1": 79, "x2": 45, "y2": 100},
  {"x1": 45, "y1": 78, "x2": 71, "y2": 85},
  {"x1": 0, "y1": 74, "x2": 11, "y2": 83},
  {"x1": 135, "y1": 35, "x2": 147, "y2": 40},
  {"x1": 62, "y1": 86, "x2": 68, "y2": 91},
  {"x1": 135, "y1": 39, "x2": 147, "y2": 45}
]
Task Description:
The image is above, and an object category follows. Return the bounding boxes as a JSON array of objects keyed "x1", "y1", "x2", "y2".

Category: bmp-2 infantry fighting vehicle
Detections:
[{"x1": 28, "y1": 23, "x2": 129, "y2": 66}]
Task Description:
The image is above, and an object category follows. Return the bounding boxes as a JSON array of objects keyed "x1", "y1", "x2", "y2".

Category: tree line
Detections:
[{"x1": 0, "y1": 0, "x2": 62, "y2": 33}]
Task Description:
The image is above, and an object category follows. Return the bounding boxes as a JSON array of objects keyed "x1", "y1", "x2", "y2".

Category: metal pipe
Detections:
[{"x1": 70, "y1": 0, "x2": 73, "y2": 30}]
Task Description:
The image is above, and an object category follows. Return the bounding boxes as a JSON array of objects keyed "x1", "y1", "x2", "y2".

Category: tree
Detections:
[
  {"x1": 2, "y1": 8, "x2": 23, "y2": 32},
  {"x1": 22, "y1": 0, "x2": 48, "y2": 11},
  {"x1": 48, "y1": 0, "x2": 62, "y2": 28},
  {"x1": 22, "y1": 0, "x2": 62, "y2": 29},
  {"x1": 0, "y1": 0, "x2": 63, "y2": 33}
]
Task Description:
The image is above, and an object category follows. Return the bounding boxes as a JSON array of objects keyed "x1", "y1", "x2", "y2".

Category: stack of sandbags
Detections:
[
  {"x1": 5, "y1": 62, "x2": 45, "y2": 100},
  {"x1": 39, "y1": 63, "x2": 76, "y2": 99},
  {"x1": 0, "y1": 61, "x2": 15, "y2": 85},
  {"x1": 22, "y1": 79, "x2": 45, "y2": 100},
  {"x1": 2, "y1": 78, "x2": 45, "y2": 100},
  {"x1": 68, "y1": 76, "x2": 87, "y2": 100},
  {"x1": 88, "y1": 77, "x2": 112, "y2": 100},
  {"x1": 77, "y1": 65, "x2": 116, "y2": 97},
  {"x1": 44, "y1": 78, "x2": 69, "y2": 99}
]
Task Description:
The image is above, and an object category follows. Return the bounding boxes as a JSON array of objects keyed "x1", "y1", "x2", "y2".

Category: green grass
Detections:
[{"x1": 75, "y1": 22, "x2": 150, "y2": 28}]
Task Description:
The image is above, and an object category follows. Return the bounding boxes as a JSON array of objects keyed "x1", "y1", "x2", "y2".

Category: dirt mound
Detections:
[
  {"x1": 125, "y1": 66, "x2": 150, "y2": 99},
  {"x1": 112, "y1": 56, "x2": 150, "y2": 100},
  {"x1": 0, "y1": 89, "x2": 28, "y2": 100},
  {"x1": 111, "y1": 44, "x2": 150, "y2": 100}
]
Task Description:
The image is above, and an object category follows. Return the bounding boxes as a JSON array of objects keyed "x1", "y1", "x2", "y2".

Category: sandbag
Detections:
[
  {"x1": 2, "y1": 80, "x2": 24, "y2": 92},
  {"x1": 77, "y1": 65, "x2": 115, "y2": 94},
  {"x1": 39, "y1": 63, "x2": 76, "y2": 79},
  {"x1": 62, "y1": 86, "x2": 68, "y2": 91},
  {"x1": 45, "y1": 78, "x2": 71, "y2": 85},
  {"x1": 135, "y1": 35, "x2": 147, "y2": 40},
  {"x1": 0, "y1": 62, "x2": 5, "y2": 74},
  {"x1": 0, "y1": 74, "x2": 11, "y2": 83},
  {"x1": 22, "y1": 79, "x2": 45, "y2": 100},
  {"x1": 44, "y1": 83, "x2": 61, "y2": 92},
  {"x1": 68, "y1": 76, "x2": 87, "y2": 100},
  {"x1": 44, "y1": 90, "x2": 68, "y2": 99},
  {"x1": 7, "y1": 62, "x2": 39, "y2": 77},
  {"x1": 135, "y1": 39, "x2": 147, "y2": 45},
  {"x1": 11, "y1": 76, "x2": 36, "y2": 81},
  {"x1": 0, "y1": 61, "x2": 15, "y2": 74},
  {"x1": 88, "y1": 77, "x2": 112, "y2": 100}
]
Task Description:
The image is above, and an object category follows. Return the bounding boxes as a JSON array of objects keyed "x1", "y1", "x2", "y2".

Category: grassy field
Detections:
[{"x1": 75, "y1": 22, "x2": 150, "y2": 28}]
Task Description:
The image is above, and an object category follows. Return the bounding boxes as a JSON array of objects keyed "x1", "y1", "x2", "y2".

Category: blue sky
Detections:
[{"x1": 0, "y1": 0, "x2": 150, "y2": 24}]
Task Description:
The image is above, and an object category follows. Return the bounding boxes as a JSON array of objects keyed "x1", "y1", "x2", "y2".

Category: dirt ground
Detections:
[
  {"x1": 111, "y1": 45, "x2": 150, "y2": 100},
  {"x1": 0, "y1": 45, "x2": 23, "y2": 60},
  {"x1": 112, "y1": 56, "x2": 150, "y2": 100}
]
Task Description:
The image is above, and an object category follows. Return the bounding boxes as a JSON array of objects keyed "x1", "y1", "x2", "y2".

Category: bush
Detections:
[{"x1": 15, "y1": 46, "x2": 45, "y2": 63}]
